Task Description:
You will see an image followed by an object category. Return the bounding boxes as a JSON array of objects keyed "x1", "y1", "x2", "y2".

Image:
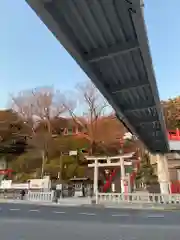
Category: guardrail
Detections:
[
  {"x1": 98, "y1": 193, "x2": 180, "y2": 204},
  {"x1": 16, "y1": 191, "x2": 180, "y2": 205},
  {"x1": 27, "y1": 191, "x2": 54, "y2": 202}
]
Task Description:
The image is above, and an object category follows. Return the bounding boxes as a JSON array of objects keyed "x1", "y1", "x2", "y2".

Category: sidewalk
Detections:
[
  {"x1": 1, "y1": 198, "x2": 180, "y2": 210},
  {"x1": 0, "y1": 197, "x2": 92, "y2": 207}
]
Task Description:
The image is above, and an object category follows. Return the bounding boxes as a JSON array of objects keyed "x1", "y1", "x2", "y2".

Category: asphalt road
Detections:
[{"x1": 0, "y1": 202, "x2": 180, "y2": 239}]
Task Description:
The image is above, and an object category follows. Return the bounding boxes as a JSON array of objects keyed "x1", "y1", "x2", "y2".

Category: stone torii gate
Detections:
[{"x1": 86, "y1": 152, "x2": 135, "y2": 202}]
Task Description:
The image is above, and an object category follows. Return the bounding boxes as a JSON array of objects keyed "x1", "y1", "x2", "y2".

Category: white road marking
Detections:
[
  {"x1": 9, "y1": 208, "x2": 20, "y2": 211},
  {"x1": 53, "y1": 211, "x2": 66, "y2": 214},
  {"x1": 79, "y1": 212, "x2": 96, "y2": 216},
  {"x1": 111, "y1": 214, "x2": 130, "y2": 217},
  {"x1": 29, "y1": 209, "x2": 40, "y2": 212},
  {"x1": 146, "y1": 214, "x2": 164, "y2": 218}
]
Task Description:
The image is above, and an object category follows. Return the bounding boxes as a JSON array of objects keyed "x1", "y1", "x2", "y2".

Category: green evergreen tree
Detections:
[{"x1": 136, "y1": 153, "x2": 158, "y2": 186}]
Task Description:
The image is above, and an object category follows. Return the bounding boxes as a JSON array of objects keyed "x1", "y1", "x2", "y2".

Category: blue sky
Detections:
[{"x1": 0, "y1": 0, "x2": 179, "y2": 109}]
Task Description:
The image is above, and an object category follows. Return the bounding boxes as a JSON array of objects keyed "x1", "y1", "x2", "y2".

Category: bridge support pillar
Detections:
[{"x1": 157, "y1": 154, "x2": 170, "y2": 194}]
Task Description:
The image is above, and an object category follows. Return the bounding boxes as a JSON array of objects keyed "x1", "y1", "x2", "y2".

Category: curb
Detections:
[
  {"x1": 99, "y1": 204, "x2": 180, "y2": 210},
  {"x1": 0, "y1": 199, "x2": 90, "y2": 207}
]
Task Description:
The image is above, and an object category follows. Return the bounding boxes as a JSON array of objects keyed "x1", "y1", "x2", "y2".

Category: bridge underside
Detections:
[{"x1": 25, "y1": 0, "x2": 169, "y2": 153}]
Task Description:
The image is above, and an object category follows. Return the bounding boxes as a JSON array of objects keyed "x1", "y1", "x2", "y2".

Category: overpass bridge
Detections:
[
  {"x1": 168, "y1": 129, "x2": 180, "y2": 151},
  {"x1": 25, "y1": 0, "x2": 169, "y2": 153}
]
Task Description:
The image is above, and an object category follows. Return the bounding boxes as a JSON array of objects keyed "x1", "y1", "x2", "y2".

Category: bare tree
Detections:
[
  {"x1": 11, "y1": 87, "x2": 69, "y2": 131},
  {"x1": 64, "y1": 81, "x2": 112, "y2": 155},
  {"x1": 11, "y1": 86, "x2": 72, "y2": 177}
]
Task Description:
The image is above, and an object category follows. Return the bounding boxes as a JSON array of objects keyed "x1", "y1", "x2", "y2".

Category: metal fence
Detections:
[
  {"x1": 2, "y1": 189, "x2": 180, "y2": 206},
  {"x1": 98, "y1": 193, "x2": 180, "y2": 205},
  {"x1": 27, "y1": 191, "x2": 54, "y2": 202}
]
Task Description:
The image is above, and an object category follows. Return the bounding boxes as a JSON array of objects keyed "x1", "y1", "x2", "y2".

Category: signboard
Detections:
[
  {"x1": 56, "y1": 184, "x2": 62, "y2": 190},
  {"x1": 0, "y1": 180, "x2": 12, "y2": 189},
  {"x1": 11, "y1": 183, "x2": 29, "y2": 189},
  {"x1": 29, "y1": 178, "x2": 51, "y2": 190},
  {"x1": 69, "y1": 150, "x2": 77, "y2": 156}
]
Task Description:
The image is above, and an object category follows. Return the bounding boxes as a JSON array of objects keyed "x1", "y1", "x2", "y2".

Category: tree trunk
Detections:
[{"x1": 41, "y1": 150, "x2": 45, "y2": 179}]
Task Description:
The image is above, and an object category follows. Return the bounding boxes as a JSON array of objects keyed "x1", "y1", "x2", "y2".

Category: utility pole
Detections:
[{"x1": 58, "y1": 152, "x2": 63, "y2": 182}]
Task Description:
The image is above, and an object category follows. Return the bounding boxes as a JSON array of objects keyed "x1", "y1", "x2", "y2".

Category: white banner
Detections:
[
  {"x1": 29, "y1": 178, "x2": 51, "y2": 189},
  {"x1": 0, "y1": 178, "x2": 51, "y2": 190},
  {"x1": 11, "y1": 183, "x2": 29, "y2": 189}
]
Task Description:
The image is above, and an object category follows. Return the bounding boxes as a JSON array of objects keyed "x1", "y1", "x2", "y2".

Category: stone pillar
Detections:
[
  {"x1": 0, "y1": 157, "x2": 7, "y2": 183},
  {"x1": 120, "y1": 157, "x2": 125, "y2": 193},
  {"x1": 157, "y1": 154, "x2": 170, "y2": 194},
  {"x1": 127, "y1": 173, "x2": 131, "y2": 193},
  {"x1": 93, "y1": 159, "x2": 98, "y2": 203}
]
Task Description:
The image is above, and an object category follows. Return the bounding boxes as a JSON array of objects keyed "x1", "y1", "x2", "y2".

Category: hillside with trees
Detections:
[
  {"x1": 162, "y1": 96, "x2": 180, "y2": 130},
  {"x1": 0, "y1": 82, "x2": 179, "y2": 182}
]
